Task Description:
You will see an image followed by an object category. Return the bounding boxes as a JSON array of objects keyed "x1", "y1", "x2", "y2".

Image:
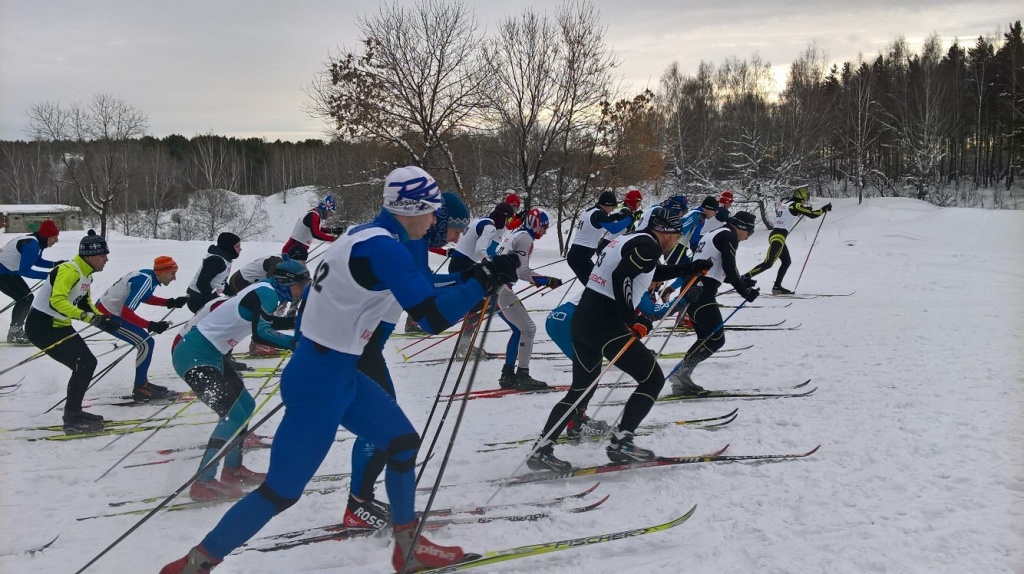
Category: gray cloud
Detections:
[{"x1": 1, "y1": 0, "x2": 1018, "y2": 141}]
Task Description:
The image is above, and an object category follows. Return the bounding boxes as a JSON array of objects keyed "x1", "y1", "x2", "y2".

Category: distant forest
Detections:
[{"x1": 1, "y1": 1, "x2": 1020, "y2": 248}]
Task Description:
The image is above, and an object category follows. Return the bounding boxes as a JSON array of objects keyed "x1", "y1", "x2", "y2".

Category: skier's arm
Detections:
[
  {"x1": 239, "y1": 289, "x2": 294, "y2": 349},
  {"x1": 592, "y1": 209, "x2": 632, "y2": 235},
  {"x1": 16, "y1": 240, "x2": 50, "y2": 280},
  {"x1": 356, "y1": 236, "x2": 487, "y2": 335},
  {"x1": 714, "y1": 231, "x2": 748, "y2": 292},
  {"x1": 193, "y1": 257, "x2": 228, "y2": 297},
  {"x1": 307, "y1": 211, "x2": 338, "y2": 242},
  {"x1": 48, "y1": 265, "x2": 98, "y2": 320},
  {"x1": 790, "y1": 202, "x2": 826, "y2": 219},
  {"x1": 610, "y1": 238, "x2": 660, "y2": 323}
]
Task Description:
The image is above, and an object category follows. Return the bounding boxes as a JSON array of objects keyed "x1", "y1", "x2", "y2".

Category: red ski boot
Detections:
[
  {"x1": 188, "y1": 479, "x2": 245, "y2": 502},
  {"x1": 220, "y1": 465, "x2": 266, "y2": 488},
  {"x1": 392, "y1": 520, "x2": 468, "y2": 572},
  {"x1": 159, "y1": 544, "x2": 222, "y2": 574}
]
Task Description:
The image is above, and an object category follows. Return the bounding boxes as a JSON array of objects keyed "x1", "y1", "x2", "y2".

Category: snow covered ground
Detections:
[{"x1": 1, "y1": 197, "x2": 1022, "y2": 573}]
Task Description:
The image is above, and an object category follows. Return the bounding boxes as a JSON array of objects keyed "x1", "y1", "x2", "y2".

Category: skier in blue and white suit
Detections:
[{"x1": 161, "y1": 167, "x2": 519, "y2": 574}]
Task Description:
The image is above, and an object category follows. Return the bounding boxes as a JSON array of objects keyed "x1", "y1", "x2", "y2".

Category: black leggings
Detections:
[
  {"x1": 681, "y1": 281, "x2": 726, "y2": 367},
  {"x1": 746, "y1": 230, "x2": 791, "y2": 286},
  {"x1": 351, "y1": 324, "x2": 396, "y2": 499},
  {"x1": 566, "y1": 245, "x2": 597, "y2": 284},
  {"x1": 183, "y1": 358, "x2": 246, "y2": 417},
  {"x1": 540, "y1": 292, "x2": 665, "y2": 438},
  {"x1": 24, "y1": 309, "x2": 97, "y2": 413},
  {"x1": 0, "y1": 275, "x2": 33, "y2": 328}
]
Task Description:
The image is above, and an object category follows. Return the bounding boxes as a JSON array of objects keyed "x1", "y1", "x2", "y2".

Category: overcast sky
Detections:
[{"x1": 1, "y1": 1, "x2": 1019, "y2": 142}]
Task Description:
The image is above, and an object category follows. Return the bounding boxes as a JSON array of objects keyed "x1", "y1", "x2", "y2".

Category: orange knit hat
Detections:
[{"x1": 153, "y1": 256, "x2": 178, "y2": 273}]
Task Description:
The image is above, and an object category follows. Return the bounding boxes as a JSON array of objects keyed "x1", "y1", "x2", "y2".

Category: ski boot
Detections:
[
  {"x1": 405, "y1": 316, "x2": 427, "y2": 335},
  {"x1": 344, "y1": 493, "x2": 392, "y2": 530},
  {"x1": 392, "y1": 519, "x2": 468, "y2": 572},
  {"x1": 668, "y1": 362, "x2": 706, "y2": 395},
  {"x1": 566, "y1": 411, "x2": 610, "y2": 439},
  {"x1": 159, "y1": 544, "x2": 222, "y2": 574},
  {"x1": 247, "y1": 341, "x2": 281, "y2": 357},
  {"x1": 498, "y1": 364, "x2": 517, "y2": 389},
  {"x1": 62, "y1": 410, "x2": 104, "y2": 435},
  {"x1": 132, "y1": 381, "x2": 181, "y2": 403},
  {"x1": 606, "y1": 428, "x2": 656, "y2": 463},
  {"x1": 6, "y1": 326, "x2": 30, "y2": 345},
  {"x1": 220, "y1": 464, "x2": 266, "y2": 488},
  {"x1": 527, "y1": 439, "x2": 573, "y2": 472},
  {"x1": 772, "y1": 285, "x2": 794, "y2": 295},
  {"x1": 188, "y1": 478, "x2": 245, "y2": 502},
  {"x1": 514, "y1": 368, "x2": 548, "y2": 391}
]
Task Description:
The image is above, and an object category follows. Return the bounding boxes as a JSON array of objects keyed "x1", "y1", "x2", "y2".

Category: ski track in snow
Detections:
[{"x1": 1, "y1": 195, "x2": 1022, "y2": 573}]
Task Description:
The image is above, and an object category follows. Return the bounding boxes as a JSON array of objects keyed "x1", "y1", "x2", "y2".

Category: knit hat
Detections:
[
  {"x1": 646, "y1": 208, "x2": 682, "y2": 234},
  {"x1": 597, "y1": 191, "x2": 618, "y2": 207},
  {"x1": 153, "y1": 256, "x2": 178, "y2": 273},
  {"x1": 216, "y1": 232, "x2": 241, "y2": 252},
  {"x1": 79, "y1": 230, "x2": 109, "y2": 257},
  {"x1": 729, "y1": 211, "x2": 757, "y2": 234},
  {"x1": 441, "y1": 192, "x2": 470, "y2": 231},
  {"x1": 37, "y1": 220, "x2": 59, "y2": 239},
  {"x1": 383, "y1": 166, "x2": 442, "y2": 216},
  {"x1": 700, "y1": 196, "x2": 719, "y2": 211}
]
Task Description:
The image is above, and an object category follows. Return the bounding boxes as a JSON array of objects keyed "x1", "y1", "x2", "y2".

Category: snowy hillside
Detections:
[{"x1": 0, "y1": 197, "x2": 1021, "y2": 573}]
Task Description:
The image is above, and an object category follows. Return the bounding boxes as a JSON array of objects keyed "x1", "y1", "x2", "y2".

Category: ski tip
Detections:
[
  {"x1": 795, "y1": 379, "x2": 812, "y2": 388},
  {"x1": 805, "y1": 445, "x2": 822, "y2": 456},
  {"x1": 581, "y1": 482, "x2": 601, "y2": 495}
]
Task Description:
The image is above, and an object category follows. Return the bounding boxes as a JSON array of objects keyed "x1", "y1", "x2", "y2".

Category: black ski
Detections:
[{"x1": 504, "y1": 444, "x2": 820, "y2": 486}]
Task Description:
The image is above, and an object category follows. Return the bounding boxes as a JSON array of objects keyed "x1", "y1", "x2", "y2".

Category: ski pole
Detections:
[
  {"x1": 415, "y1": 297, "x2": 492, "y2": 487},
  {"x1": 72, "y1": 402, "x2": 284, "y2": 574},
  {"x1": 397, "y1": 285, "x2": 535, "y2": 353},
  {"x1": 0, "y1": 279, "x2": 42, "y2": 315},
  {"x1": 588, "y1": 273, "x2": 704, "y2": 421},
  {"x1": 533, "y1": 257, "x2": 566, "y2": 271},
  {"x1": 0, "y1": 322, "x2": 111, "y2": 377},
  {"x1": 553, "y1": 276, "x2": 578, "y2": 307},
  {"x1": 793, "y1": 211, "x2": 827, "y2": 293},
  {"x1": 431, "y1": 254, "x2": 450, "y2": 274},
  {"x1": 486, "y1": 336, "x2": 637, "y2": 504},
  {"x1": 402, "y1": 299, "x2": 498, "y2": 574},
  {"x1": 42, "y1": 316, "x2": 186, "y2": 414},
  {"x1": 399, "y1": 286, "x2": 543, "y2": 360},
  {"x1": 94, "y1": 396, "x2": 197, "y2": 481}
]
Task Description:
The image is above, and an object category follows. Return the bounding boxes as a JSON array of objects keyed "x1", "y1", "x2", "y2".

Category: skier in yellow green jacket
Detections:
[{"x1": 24, "y1": 230, "x2": 121, "y2": 434}]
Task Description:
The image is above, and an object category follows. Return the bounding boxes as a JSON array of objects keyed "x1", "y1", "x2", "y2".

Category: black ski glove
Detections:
[
  {"x1": 469, "y1": 253, "x2": 520, "y2": 294},
  {"x1": 147, "y1": 320, "x2": 171, "y2": 334},
  {"x1": 544, "y1": 277, "x2": 564, "y2": 289},
  {"x1": 165, "y1": 296, "x2": 189, "y2": 309},
  {"x1": 822, "y1": 203, "x2": 833, "y2": 212},
  {"x1": 741, "y1": 287, "x2": 760, "y2": 303},
  {"x1": 84, "y1": 312, "x2": 120, "y2": 334},
  {"x1": 688, "y1": 259, "x2": 713, "y2": 274}
]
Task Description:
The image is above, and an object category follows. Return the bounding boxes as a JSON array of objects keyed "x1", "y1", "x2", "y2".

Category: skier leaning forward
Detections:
[
  {"x1": 160, "y1": 166, "x2": 520, "y2": 573},
  {"x1": 528, "y1": 209, "x2": 711, "y2": 472},
  {"x1": 170, "y1": 260, "x2": 306, "y2": 502}
]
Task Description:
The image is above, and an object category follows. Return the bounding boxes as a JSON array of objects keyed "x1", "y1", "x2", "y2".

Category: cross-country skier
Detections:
[
  {"x1": 491, "y1": 191, "x2": 524, "y2": 254},
  {"x1": 24, "y1": 230, "x2": 120, "y2": 434},
  {"x1": 224, "y1": 245, "x2": 308, "y2": 297},
  {"x1": 700, "y1": 190, "x2": 734, "y2": 235},
  {"x1": 0, "y1": 219, "x2": 61, "y2": 344},
  {"x1": 528, "y1": 210, "x2": 710, "y2": 472},
  {"x1": 171, "y1": 260, "x2": 306, "y2": 502},
  {"x1": 636, "y1": 195, "x2": 687, "y2": 236},
  {"x1": 185, "y1": 232, "x2": 241, "y2": 313},
  {"x1": 667, "y1": 211, "x2": 760, "y2": 394},
  {"x1": 495, "y1": 208, "x2": 563, "y2": 390},
  {"x1": 96, "y1": 256, "x2": 190, "y2": 402},
  {"x1": 622, "y1": 187, "x2": 644, "y2": 233},
  {"x1": 160, "y1": 166, "x2": 518, "y2": 574},
  {"x1": 565, "y1": 191, "x2": 634, "y2": 283},
  {"x1": 281, "y1": 194, "x2": 341, "y2": 255},
  {"x1": 344, "y1": 190, "x2": 488, "y2": 532},
  {"x1": 743, "y1": 186, "x2": 831, "y2": 295}
]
